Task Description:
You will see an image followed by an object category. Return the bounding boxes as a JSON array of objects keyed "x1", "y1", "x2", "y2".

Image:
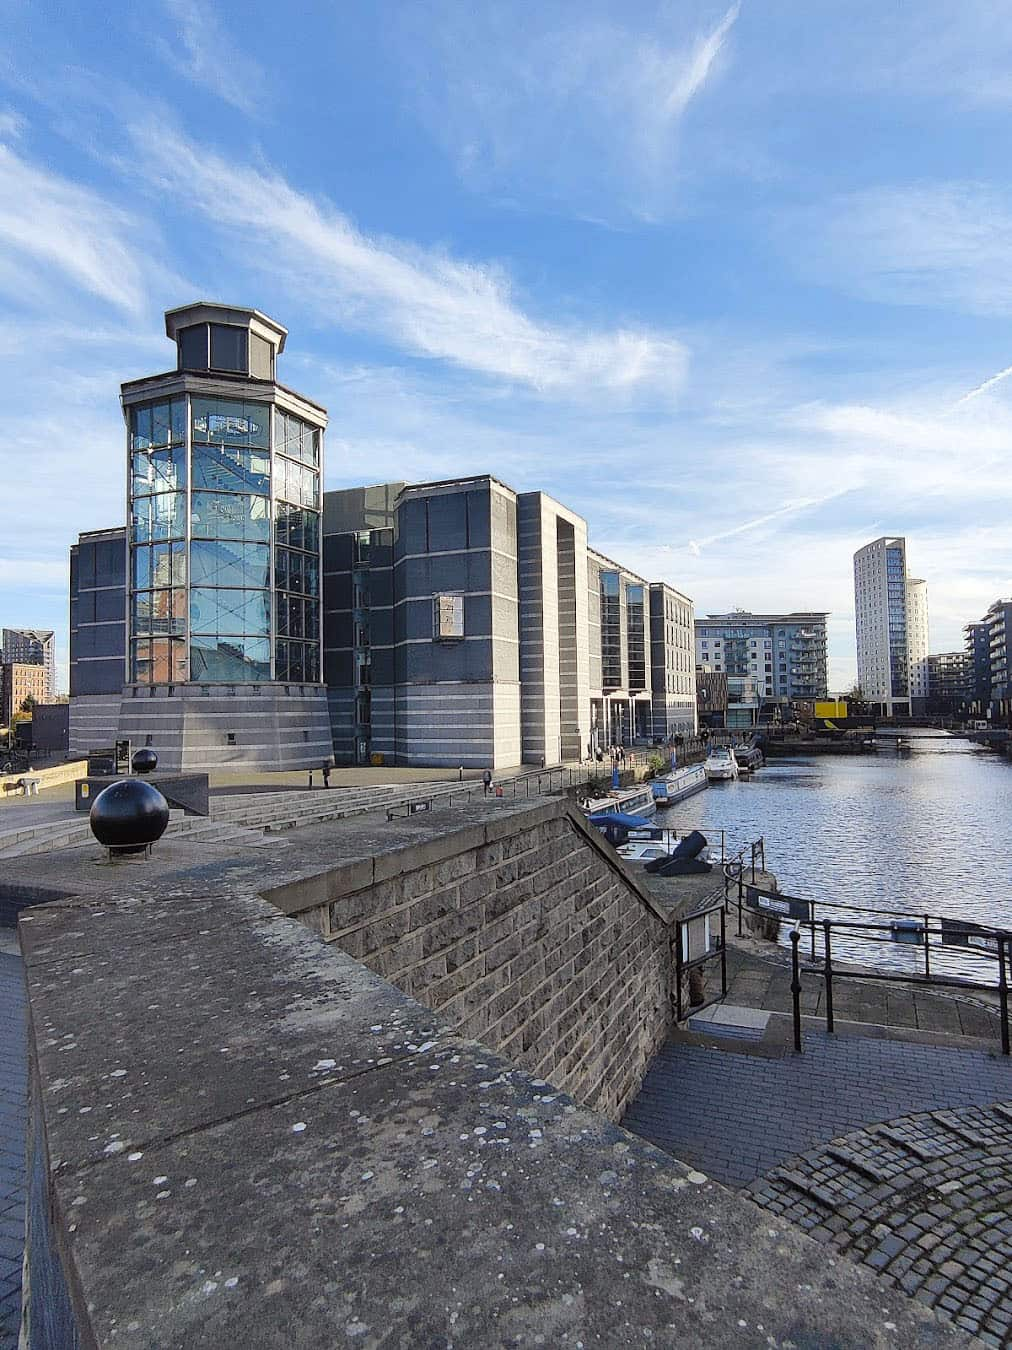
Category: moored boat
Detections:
[
  {"x1": 704, "y1": 747, "x2": 738, "y2": 781},
  {"x1": 651, "y1": 761, "x2": 708, "y2": 806},
  {"x1": 582, "y1": 782, "x2": 657, "y2": 818},
  {"x1": 733, "y1": 743, "x2": 764, "y2": 772}
]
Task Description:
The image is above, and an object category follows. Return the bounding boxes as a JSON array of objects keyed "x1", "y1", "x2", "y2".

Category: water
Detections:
[{"x1": 670, "y1": 731, "x2": 1012, "y2": 982}]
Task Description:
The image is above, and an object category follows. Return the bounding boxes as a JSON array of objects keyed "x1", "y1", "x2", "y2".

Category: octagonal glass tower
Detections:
[{"x1": 116, "y1": 303, "x2": 332, "y2": 770}]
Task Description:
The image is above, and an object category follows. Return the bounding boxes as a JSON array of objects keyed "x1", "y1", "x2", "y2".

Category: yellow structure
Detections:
[{"x1": 814, "y1": 699, "x2": 848, "y2": 720}]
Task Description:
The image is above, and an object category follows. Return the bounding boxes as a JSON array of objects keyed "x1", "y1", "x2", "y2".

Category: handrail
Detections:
[
  {"x1": 724, "y1": 862, "x2": 1012, "y2": 1055},
  {"x1": 384, "y1": 764, "x2": 588, "y2": 819}
]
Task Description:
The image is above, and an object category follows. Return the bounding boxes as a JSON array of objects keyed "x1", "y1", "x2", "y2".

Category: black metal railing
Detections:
[
  {"x1": 724, "y1": 864, "x2": 1012, "y2": 1054},
  {"x1": 384, "y1": 765, "x2": 586, "y2": 818},
  {"x1": 808, "y1": 917, "x2": 1012, "y2": 1054}
]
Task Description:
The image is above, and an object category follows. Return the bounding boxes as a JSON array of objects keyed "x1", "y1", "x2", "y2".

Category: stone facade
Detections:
[{"x1": 282, "y1": 802, "x2": 671, "y2": 1120}]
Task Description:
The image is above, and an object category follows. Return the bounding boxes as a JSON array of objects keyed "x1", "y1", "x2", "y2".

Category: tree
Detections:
[{"x1": 19, "y1": 694, "x2": 37, "y2": 714}]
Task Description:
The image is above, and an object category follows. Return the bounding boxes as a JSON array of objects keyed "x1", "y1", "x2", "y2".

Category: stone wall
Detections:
[{"x1": 267, "y1": 800, "x2": 671, "y2": 1120}]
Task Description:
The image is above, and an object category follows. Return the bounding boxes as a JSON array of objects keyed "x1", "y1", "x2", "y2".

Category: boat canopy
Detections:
[{"x1": 586, "y1": 810, "x2": 655, "y2": 829}]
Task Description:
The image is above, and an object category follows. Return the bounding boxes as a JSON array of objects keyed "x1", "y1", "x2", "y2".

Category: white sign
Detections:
[{"x1": 433, "y1": 593, "x2": 464, "y2": 640}]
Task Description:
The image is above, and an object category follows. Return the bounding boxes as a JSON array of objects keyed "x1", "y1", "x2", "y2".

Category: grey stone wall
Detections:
[
  {"x1": 282, "y1": 801, "x2": 672, "y2": 1120},
  {"x1": 115, "y1": 683, "x2": 333, "y2": 771}
]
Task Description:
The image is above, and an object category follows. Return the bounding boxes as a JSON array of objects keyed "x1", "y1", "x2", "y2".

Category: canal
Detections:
[{"x1": 670, "y1": 731, "x2": 1012, "y2": 981}]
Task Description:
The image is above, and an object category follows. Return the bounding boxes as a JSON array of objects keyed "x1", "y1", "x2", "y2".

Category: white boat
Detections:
[
  {"x1": 704, "y1": 747, "x2": 739, "y2": 781},
  {"x1": 582, "y1": 783, "x2": 657, "y2": 818},
  {"x1": 651, "y1": 762, "x2": 708, "y2": 807},
  {"x1": 618, "y1": 833, "x2": 712, "y2": 866}
]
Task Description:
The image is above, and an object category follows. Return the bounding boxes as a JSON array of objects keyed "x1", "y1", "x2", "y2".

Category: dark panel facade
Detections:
[{"x1": 69, "y1": 529, "x2": 127, "y2": 696}]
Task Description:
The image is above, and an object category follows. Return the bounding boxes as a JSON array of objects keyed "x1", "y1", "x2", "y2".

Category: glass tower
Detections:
[{"x1": 122, "y1": 303, "x2": 326, "y2": 690}]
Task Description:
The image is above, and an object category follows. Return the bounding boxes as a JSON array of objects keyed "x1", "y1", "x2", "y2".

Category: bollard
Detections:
[
  {"x1": 790, "y1": 926, "x2": 803, "y2": 1053},
  {"x1": 823, "y1": 920, "x2": 835, "y2": 1034}
]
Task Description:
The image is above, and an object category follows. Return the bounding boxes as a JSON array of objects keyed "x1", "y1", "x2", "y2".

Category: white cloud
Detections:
[
  {"x1": 397, "y1": 1, "x2": 740, "y2": 219},
  {"x1": 159, "y1": 0, "x2": 268, "y2": 116},
  {"x1": 128, "y1": 122, "x2": 689, "y2": 395},
  {"x1": 789, "y1": 182, "x2": 1012, "y2": 316},
  {"x1": 0, "y1": 142, "x2": 148, "y2": 314}
]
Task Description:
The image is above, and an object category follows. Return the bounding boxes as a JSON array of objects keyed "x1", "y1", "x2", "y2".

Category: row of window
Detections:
[
  {"x1": 131, "y1": 447, "x2": 319, "y2": 510},
  {"x1": 130, "y1": 493, "x2": 322, "y2": 549},
  {"x1": 130, "y1": 397, "x2": 320, "y2": 455},
  {"x1": 132, "y1": 589, "x2": 322, "y2": 639},
  {"x1": 130, "y1": 636, "x2": 321, "y2": 684},
  {"x1": 132, "y1": 540, "x2": 316, "y2": 594}
]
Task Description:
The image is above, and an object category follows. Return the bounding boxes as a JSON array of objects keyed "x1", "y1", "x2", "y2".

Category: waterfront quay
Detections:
[{"x1": 3, "y1": 782, "x2": 983, "y2": 1349}]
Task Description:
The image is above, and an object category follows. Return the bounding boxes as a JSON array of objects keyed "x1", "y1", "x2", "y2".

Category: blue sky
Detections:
[{"x1": 2, "y1": 0, "x2": 1012, "y2": 691}]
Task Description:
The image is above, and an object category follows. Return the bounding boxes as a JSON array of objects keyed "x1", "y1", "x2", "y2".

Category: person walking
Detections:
[
  {"x1": 482, "y1": 767, "x2": 493, "y2": 796},
  {"x1": 322, "y1": 762, "x2": 331, "y2": 789}
]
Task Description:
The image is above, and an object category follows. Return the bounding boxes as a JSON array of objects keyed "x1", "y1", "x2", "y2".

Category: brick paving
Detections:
[
  {"x1": 0, "y1": 948, "x2": 25, "y2": 1350},
  {"x1": 622, "y1": 1030, "x2": 1012, "y2": 1189},
  {"x1": 748, "y1": 1105, "x2": 1012, "y2": 1347},
  {"x1": 624, "y1": 1031, "x2": 1012, "y2": 1346}
]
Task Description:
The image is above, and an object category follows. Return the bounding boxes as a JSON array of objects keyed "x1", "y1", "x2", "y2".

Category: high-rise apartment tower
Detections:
[{"x1": 853, "y1": 537, "x2": 930, "y2": 717}]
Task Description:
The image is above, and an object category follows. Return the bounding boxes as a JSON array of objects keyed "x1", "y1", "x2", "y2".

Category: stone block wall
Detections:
[{"x1": 277, "y1": 802, "x2": 671, "y2": 1120}]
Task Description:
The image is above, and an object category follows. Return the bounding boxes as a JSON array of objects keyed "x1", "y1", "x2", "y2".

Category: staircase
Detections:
[{"x1": 0, "y1": 769, "x2": 579, "y2": 860}]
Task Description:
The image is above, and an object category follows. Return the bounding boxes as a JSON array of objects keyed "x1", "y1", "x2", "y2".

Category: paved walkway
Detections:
[
  {"x1": 0, "y1": 946, "x2": 25, "y2": 1350},
  {"x1": 623, "y1": 1028, "x2": 1012, "y2": 1345},
  {"x1": 622, "y1": 1029, "x2": 1012, "y2": 1189},
  {"x1": 722, "y1": 938, "x2": 1002, "y2": 1040}
]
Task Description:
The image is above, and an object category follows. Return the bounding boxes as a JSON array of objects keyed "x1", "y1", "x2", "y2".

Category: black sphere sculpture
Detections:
[
  {"x1": 90, "y1": 780, "x2": 170, "y2": 856},
  {"x1": 132, "y1": 747, "x2": 158, "y2": 775}
]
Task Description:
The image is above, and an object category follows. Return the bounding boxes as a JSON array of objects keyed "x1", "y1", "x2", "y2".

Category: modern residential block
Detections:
[
  {"x1": 926, "y1": 650, "x2": 970, "y2": 716},
  {"x1": 694, "y1": 610, "x2": 829, "y2": 722},
  {"x1": 853, "y1": 537, "x2": 930, "y2": 717},
  {"x1": 68, "y1": 527, "x2": 127, "y2": 752},
  {"x1": 1, "y1": 629, "x2": 56, "y2": 701},
  {"x1": 982, "y1": 598, "x2": 1012, "y2": 723},
  {"x1": 963, "y1": 620, "x2": 992, "y2": 718}
]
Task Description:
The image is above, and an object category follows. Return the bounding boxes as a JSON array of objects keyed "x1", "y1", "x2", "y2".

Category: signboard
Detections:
[
  {"x1": 433, "y1": 593, "x2": 464, "y2": 641},
  {"x1": 745, "y1": 886, "x2": 811, "y2": 923},
  {"x1": 115, "y1": 739, "x2": 132, "y2": 775},
  {"x1": 940, "y1": 917, "x2": 1000, "y2": 957}
]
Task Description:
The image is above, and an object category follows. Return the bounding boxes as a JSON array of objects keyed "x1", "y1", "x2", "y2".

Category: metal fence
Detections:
[
  {"x1": 384, "y1": 765, "x2": 586, "y2": 818},
  {"x1": 723, "y1": 859, "x2": 1012, "y2": 1055}
]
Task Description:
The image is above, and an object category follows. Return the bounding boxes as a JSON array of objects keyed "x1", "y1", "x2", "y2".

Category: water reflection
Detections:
[{"x1": 670, "y1": 731, "x2": 1012, "y2": 982}]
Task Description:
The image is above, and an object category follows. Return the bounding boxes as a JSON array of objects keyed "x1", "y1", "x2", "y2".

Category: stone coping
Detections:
[{"x1": 17, "y1": 800, "x2": 966, "y2": 1346}]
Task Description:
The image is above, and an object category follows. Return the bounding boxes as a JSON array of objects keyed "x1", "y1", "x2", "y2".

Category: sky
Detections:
[{"x1": 2, "y1": 0, "x2": 1012, "y2": 693}]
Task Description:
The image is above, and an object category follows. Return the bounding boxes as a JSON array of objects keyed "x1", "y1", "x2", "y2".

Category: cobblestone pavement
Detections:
[
  {"x1": 748, "y1": 1104, "x2": 1012, "y2": 1347},
  {"x1": 0, "y1": 947, "x2": 25, "y2": 1350},
  {"x1": 622, "y1": 1029, "x2": 1012, "y2": 1189}
]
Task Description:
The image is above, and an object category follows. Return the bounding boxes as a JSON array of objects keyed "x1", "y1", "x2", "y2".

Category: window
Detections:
[
  {"x1": 178, "y1": 324, "x2": 209, "y2": 371},
  {"x1": 209, "y1": 324, "x2": 247, "y2": 373},
  {"x1": 192, "y1": 443, "x2": 270, "y2": 496},
  {"x1": 250, "y1": 333, "x2": 273, "y2": 380}
]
